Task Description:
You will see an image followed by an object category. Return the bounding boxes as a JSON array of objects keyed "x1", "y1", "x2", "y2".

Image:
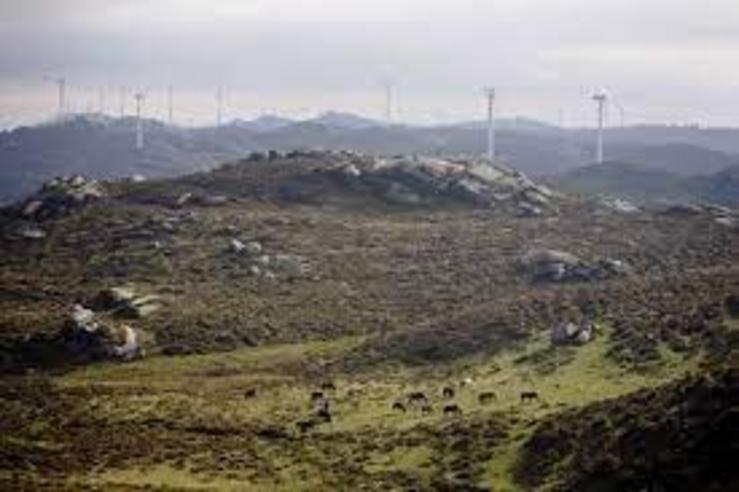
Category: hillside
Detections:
[
  {"x1": 0, "y1": 152, "x2": 737, "y2": 490},
  {"x1": 555, "y1": 161, "x2": 739, "y2": 206},
  {"x1": 4, "y1": 114, "x2": 739, "y2": 204}
]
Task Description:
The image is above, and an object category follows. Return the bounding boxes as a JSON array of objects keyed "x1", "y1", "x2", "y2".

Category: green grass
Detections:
[{"x1": 48, "y1": 324, "x2": 703, "y2": 490}]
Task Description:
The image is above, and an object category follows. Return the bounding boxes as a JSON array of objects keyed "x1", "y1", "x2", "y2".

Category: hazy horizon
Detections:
[{"x1": 1, "y1": 0, "x2": 738, "y2": 129}]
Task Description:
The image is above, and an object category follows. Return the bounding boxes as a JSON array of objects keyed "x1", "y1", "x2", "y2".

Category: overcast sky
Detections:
[{"x1": 1, "y1": 0, "x2": 738, "y2": 128}]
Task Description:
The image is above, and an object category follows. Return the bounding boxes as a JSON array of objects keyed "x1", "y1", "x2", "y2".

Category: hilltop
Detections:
[
  {"x1": 0, "y1": 151, "x2": 737, "y2": 490},
  {"x1": 4, "y1": 113, "x2": 739, "y2": 204}
]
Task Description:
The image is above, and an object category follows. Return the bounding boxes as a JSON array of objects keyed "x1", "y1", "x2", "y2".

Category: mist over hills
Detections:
[{"x1": 2, "y1": 112, "x2": 739, "y2": 204}]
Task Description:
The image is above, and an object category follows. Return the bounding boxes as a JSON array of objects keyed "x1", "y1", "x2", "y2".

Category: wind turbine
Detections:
[
  {"x1": 134, "y1": 92, "x2": 146, "y2": 150},
  {"x1": 119, "y1": 86, "x2": 128, "y2": 118},
  {"x1": 44, "y1": 76, "x2": 66, "y2": 118},
  {"x1": 485, "y1": 87, "x2": 496, "y2": 162},
  {"x1": 167, "y1": 85, "x2": 174, "y2": 125},
  {"x1": 591, "y1": 88, "x2": 608, "y2": 164},
  {"x1": 384, "y1": 81, "x2": 394, "y2": 125},
  {"x1": 216, "y1": 87, "x2": 223, "y2": 127}
]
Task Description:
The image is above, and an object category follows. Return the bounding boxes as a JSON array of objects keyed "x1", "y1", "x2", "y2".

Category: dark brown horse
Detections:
[
  {"x1": 443, "y1": 404, "x2": 462, "y2": 416},
  {"x1": 520, "y1": 391, "x2": 539, "y2": 403},
  {"x1": 478, "y1": 392, "x2": 497, "y2": 404}
]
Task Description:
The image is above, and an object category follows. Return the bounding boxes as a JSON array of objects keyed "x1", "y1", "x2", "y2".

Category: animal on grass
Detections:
[
  {"x1": 442, "y1": 386, "x2": 455, "y2": 399},
  {"x1": 321, "y1": 381, "x2": 336, "y2": 391},
  {"x1": 316, "y1": 408, "x2": 332, "y2": 423},
  {"x1": 478, "y1": 392, "x2": 497, "y2": 404},
  {"x1": 408, "y1": 392, "x2": 428, "y2": 404},
  {"x1": 314, "y1": 398, "x2": 331, "y2": 413},
  {"x1": 296, "y1": 420, "x2": 316, "y2": 433},
  {"x1": 310, "y1": 391, "x2": 324, "y2": 402},
  {"x1": 392, "y1": 401, "x2": 407, "y2": 412},
  {"x1": 520, "y1": 391, "x2": 539, "y2": 403},
  {"x1": 244, "y1": 388, "x2": 257, "y2": 399},
  {"x1": 443, "y1": 404, "x2": 462, "y2": 416}
]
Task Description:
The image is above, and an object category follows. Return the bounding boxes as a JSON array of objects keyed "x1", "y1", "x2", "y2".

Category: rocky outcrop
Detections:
[
  {"x1": 93, "y1": 286, "x2": 161, "y2": 318},
  {"x1": 358, "y1": 156, "x2": 557, "y2": 211},
  {"x1": 227, "y1": 238, "x2": 308, "y2": 280},
  {"x1": 17, "y1": 175, "x2": 105, "y2": 221},
  {"x1": 551, "y1": 319, "x2": 594, "y2": 345},
  {"x1": 61, "y1": 304, "x2": 144, "y2": 362},
  {"x1": 520, "y1": 249, "x2": 630, "y2": 283}
]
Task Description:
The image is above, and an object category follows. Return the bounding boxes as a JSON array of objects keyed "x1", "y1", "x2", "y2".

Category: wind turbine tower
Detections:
[
  {"x1": 45, "y1": 77, "x2": 66, "y2": 118},
  {"x1": 98, "y1": 87, "x2": 106, "y2": 115},
  {"x1": 216, "y1": 87, "x2": 223, "y2": 127},
  {"x1": 134, "y1": 92, "x2": 146, "y2": 150},
  {"x1": 167, "y1": 86, "x2": 174, "y2": 125},
  {"x1": 592, "y1": 88, "x2": 608, "y2": 164},
  {"x1": 384, "y1": 82, "x2": 393, "y2": 124},
  {"x1": 119, "y1": 87, "x2": 127, "y2": 118},
  {"x1": 485, "y1": 88, "x2": 496, "y2": 162}
]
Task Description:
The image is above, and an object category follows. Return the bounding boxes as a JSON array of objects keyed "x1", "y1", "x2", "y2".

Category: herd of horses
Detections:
[{"x1": 245, "y1": 380, "x2": 541, "y2": 434}]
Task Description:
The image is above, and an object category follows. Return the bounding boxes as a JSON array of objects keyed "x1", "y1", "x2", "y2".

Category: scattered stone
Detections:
[
  {"x1": 94, "y1": 286, "x2": 161, "y2": 319},
  {"x1": 244, "y1": 241, "x2": 263, "y2": 256},
  {"x1": 13, "y1": 175, "x2": 105, "y2": 221},
  {"x1": 272, "y1": 254, "x2": 308, "y2": 278},
  {"x1": 16, "y1": 224, "x2": 47, "y2": 240},
  {"x1": 230, "y1": 238, "x2": 246, "y2": 253},
  {"x1": 552, "y1": 319, "x2": 594, "y2": 345},
  {"x1": 715, "y1": 217, "x2": 736, "y2": 229},
  {"x1": 517, "y1": 202, "x2": 543, "y2": 217},
  {"x1": 175, "y1": 192, "x2": 193, "y2": 207},
  {"x1": 520, "y1": 249, "x2": 628, "y2": 283},
  {"x1": 62, "y1": 305, "x2": 144, "y2": 361},
  {"x1": 601, "y1": 197, "x2": 639, "y2": 213}
]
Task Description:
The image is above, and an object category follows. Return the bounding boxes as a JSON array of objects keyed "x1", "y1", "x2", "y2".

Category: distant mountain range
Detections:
[
  {"x1": 553, "y1": 161, "x2": 739, "y2": 206},
  {"x1": 2, "y1": 112, "x2": 739, "y2": 205}
]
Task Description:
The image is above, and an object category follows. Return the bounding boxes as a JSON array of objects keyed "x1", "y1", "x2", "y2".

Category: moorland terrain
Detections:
[{"x1": 0, "y1": 151, "x2": 737, "y2": 491}]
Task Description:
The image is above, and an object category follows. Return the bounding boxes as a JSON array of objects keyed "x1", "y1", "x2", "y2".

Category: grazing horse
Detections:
[
  {"x1": 443, "y1": 404, "x2": 462, "y2": 416},
  {"x1": 392, "y1": 401, "x2": 407, "y2": 412},
  {"x1": 314, "y1": 398, "x2": 331, "y2": 413},
  {"x1": 244, "y1": 388, "x2": 257, "y2": 399},
  {"x1": 408, "y1": 392, "x2": 428, "y2": 405},
  {"x1": 520, "y1": 391, "x2": 539, "y2": 403},
  {"x1": 296, "y1": 420, "x2": 316, "y2": 433},
  {"x1": 321, "y1": 381, "x2": 337, "y2": 392},
  {"x1": 478, "y1": 392, "x2": 497, "y2": 405},
  {"x1": 316, "y1": 408, "x2": 332, "y2": 423},
  {"x1": 442, "y1": 386, "x2": 455, "y2": 399},
  {"x1": 310, "y1": 391, "x2": 324, "y2": 402}
]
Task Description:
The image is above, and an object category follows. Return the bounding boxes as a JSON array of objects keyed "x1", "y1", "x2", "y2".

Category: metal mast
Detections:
[
  {"x1": 45, "y1": 77, "x2": 66, "y2": 118},
  {"x1": 119, "y1": 87, "x2": 127, "y2": 117},
  {"x1": 134, "y1": 92, "x2": 145, "y2": 150},
  {"x1": 592, "y1": 89, "x2": 608, "y2": 164},
  {"x1": 216, "y1": 87, "x2": 223, "y2": 127},
  {"x1": 385, "y1": 82, "x2": 393, "y2": 124},
  {"x1": 167, "y1": 86, "x2": 174, "y2": 125},
  {"x1": 485, "y1": 88, "x2": 496, "y2": 162}
]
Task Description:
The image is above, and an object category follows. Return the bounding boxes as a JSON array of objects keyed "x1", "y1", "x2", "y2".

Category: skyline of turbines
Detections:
[{"x1": 37, "y1": 76, "x2": 625, "y2": 159}]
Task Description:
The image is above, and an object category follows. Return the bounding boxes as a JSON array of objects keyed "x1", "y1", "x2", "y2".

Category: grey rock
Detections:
[
  {"x1": 230, "y1": 238, "x2": 246, "y2": 253},
  {"x1": 244, "y1": 241, "x2": 263, "y2": 256}
]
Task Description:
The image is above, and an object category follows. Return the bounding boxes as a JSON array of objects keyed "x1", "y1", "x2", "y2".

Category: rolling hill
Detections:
[
  {"x1": 0, "y1": 151, "x2": 737, "y2": 490},
  {"x1": 4, "y1": 113, "x2": 739, "y2": 205}
]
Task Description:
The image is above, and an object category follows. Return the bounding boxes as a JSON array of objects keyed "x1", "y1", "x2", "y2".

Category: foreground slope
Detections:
[{"x1": 0, "y1": 151, "x2": 737, "y2": 490}]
